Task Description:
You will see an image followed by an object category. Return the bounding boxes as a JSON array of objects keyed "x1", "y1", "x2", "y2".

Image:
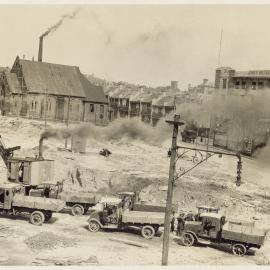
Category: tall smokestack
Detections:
[
  {"x1": 38, "y1": 137, "x2": 44, "y2": 159},
  {"x1": 38, "y1": 36, "x2": 43, "y2": 62}
]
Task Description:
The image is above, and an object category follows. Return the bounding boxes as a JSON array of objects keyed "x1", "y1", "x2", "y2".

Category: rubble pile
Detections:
[{"x1": 25, "y1": 231, "x2": 76, "y2": 251}]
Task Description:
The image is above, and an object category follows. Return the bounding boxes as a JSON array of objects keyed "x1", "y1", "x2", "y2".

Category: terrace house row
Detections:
[{"x1": 106, "y1": 81, "x2": 182, "y2": 125}]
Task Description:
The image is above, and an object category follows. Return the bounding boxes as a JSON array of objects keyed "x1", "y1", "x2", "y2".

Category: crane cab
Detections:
[{"x1": 7, "y1": 157, "x2": 54, "y2": 188}]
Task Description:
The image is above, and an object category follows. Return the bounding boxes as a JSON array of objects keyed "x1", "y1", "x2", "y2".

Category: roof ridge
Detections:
[{"x1": 19, "y1": 58, "x2": 79, "y2": 69}]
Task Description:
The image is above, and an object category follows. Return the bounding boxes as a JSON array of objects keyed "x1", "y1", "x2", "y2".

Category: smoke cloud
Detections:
[
  {"x1": 40, "y1": 8, "x2": 81, "y2": 38},
  {"x1": 175, "y1": 92, "x2": 270, "y2": 152},
  {"x1": 88, "y1": 10, "x2": 114, "y2": 46},
  {"x1": 40, "y1": 117, "x2": 172, "y2": 146},
  {"x1": 127, "y1": 24, "x2": 167, "y2": 48}
]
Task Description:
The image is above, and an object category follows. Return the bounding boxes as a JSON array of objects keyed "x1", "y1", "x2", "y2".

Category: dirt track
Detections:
[
  {"x1": 0, "y1": 211, "x2": 269, "y2": 266},
  {"x1": 0, "y1": 116, "x2": 269, "y2": 265}
]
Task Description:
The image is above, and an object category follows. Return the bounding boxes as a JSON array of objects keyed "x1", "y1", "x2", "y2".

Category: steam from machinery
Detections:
[{"x1": 39, "y1": 117, "x2": 172, "y2": 151}]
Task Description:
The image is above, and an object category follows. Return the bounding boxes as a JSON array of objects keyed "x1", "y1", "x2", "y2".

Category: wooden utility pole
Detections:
[
  {"x1": 162, "y1": 114, "x2": 184, "y2": 266},
  {"x1": 218, "y1": 28, "x2": 223, "y2": 67},
  {"x1": 44, "y1": 88, "x2": 48, "y2": 128},
  {"x1": 65, "y1": 96, "x2": 71, "y2": 149}
]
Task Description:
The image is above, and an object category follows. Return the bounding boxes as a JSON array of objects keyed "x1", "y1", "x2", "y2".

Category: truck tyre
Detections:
[
  {"x1": 141, "y1": 225, "x2": 155, "y2": 239},
  {"x1": 88, "y1": 220, "x2": 101, "y2": 232},
  {"x1": 232, "y1": 243, "x2": 247, "y2": 256},
  {"x1": 182, "y1": 232, "x2": 195, "y2": 246},
  {"x1": 30, "y1": 211, "x2": 45, "y2": 226},
  {"x1": 71, "y1": 204, "x2": 84, "y2": 216}
]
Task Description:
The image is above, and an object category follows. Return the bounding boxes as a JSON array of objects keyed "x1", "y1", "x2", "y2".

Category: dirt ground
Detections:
[{"x1": 0, "y1": 116, "x2": 269, "y2": 266}]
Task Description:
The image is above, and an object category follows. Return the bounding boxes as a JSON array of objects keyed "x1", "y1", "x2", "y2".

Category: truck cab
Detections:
[
  {"x1": 117, "y1": 191, "x2": 138, "y2": 210},
  {"x1": 88, "y1": 197, "x2": 123, "y2": 231},
  {"x1": 182, "y1": 212, "x2": 226, "y2": 246},
  {"x1": 0, "y1": 183, "x2": 22, "y2": 209}
]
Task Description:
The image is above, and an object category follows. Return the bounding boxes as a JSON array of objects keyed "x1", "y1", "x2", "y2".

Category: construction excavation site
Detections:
[
  {"x1": 1, "y1": 4, "x2": 270, "y2": 267},
  {"x1": 0, "y1": 114, "x2": 269, "y2": 266}
]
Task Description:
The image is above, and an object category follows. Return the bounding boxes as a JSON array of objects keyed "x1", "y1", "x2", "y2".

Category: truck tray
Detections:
[
  {"x1": 58, "y1": 192, "x2": 101, "y2": 204},
  {"x1": 122, "y1": 210, "x2": 165, "y2": 225},
  {"x1": 133, "y1": 203, "x2": 166, "y2": 212},
  {"x1": 222, "y1": 221, "x2": 267, "y2": 246},
  {"x1": 12, "y1": 194, "x2": 65, "y2": 212}
]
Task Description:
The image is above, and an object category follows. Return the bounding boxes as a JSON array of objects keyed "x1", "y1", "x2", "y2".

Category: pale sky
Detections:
[{"x1": 1, "y1": 4, "x2": 270, "y2": 89}]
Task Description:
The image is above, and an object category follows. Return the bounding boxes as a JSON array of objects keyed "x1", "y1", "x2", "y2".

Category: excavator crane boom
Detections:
[{"x1": 0, "y1": 135, "x2": 21, "y2": 167}]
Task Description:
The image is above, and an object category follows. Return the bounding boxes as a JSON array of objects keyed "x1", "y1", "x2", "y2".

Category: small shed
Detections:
[{"x1": 71, "y1": 135, "x2": 87, "y2": 153}]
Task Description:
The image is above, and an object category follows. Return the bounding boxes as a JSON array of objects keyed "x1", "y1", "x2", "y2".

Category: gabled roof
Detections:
[
  {"x1": 15, "y1": 58, "x2": 86, "y2": 97},
  {"x1": 79, "y1": 72, "x2": 108, "y2": 103},
  {"x1": 11, "y1": 57, "x2": 107, "y2": 103}
]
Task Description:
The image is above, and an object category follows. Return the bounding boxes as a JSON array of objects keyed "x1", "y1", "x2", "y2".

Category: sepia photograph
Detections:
[{"x1": 0, "y1": 0, "x2": 269, "y2": 266}]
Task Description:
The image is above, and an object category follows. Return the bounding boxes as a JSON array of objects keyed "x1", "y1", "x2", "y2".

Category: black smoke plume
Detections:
[{"x1": 40, "y1": 8, "x2": 81, "y2": 38}]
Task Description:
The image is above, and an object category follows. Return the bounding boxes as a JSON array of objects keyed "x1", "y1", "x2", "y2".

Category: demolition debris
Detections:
[{"x1": 25, "y1": 231, "x2": 76, "y2": 251}]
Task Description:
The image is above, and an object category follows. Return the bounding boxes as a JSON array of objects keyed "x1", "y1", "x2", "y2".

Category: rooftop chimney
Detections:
[
  {"x1": 171, "y1": 81, "x2": 178, "y2": 91},
  {"x1": 203, "y1": 79, "x2": 208, "y2": 85},
  {"x1": 38, "y1": 36, "x2": 43, "y2": 62}
]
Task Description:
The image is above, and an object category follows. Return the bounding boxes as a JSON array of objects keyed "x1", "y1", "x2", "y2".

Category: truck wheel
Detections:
[
  {"x1": 182, "y1": 232, "x2": 195, "y2": 246},
  {"x1": 141, "y1": 225, "x2": 155, "y2": 239},
  {"x1": 232, "y1": 243, "x2": 247, "y2": 256},
  {"x1": 71, "y1": 204, "x2": 84, "y2": 216},
  {"x1": 30, "y1": 211, "x2": 45, "y2": 226},
  {"x1": 88, "y1": 220, "x2": 100, "y2": 232}
]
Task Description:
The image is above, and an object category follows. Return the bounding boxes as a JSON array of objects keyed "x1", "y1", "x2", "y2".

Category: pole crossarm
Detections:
[
  {"x1": 176, "y1": 145, "x2": 239, "y2": 157},
  {"x1": 174, "y1": 152, "x2": 215, "y2": 181},
  {"x1": 174, "y1": 145, "x2": 242, "y2": 186}
]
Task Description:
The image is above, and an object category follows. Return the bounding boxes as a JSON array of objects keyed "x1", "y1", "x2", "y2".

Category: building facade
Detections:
[
  {"x1": 0, "y1": 57, "x2": 108, "y2": 125},
  {"x1": 105, "y1": 81, "x2": 181, "y2": 125},
  {"x1": 215, "y1": 67, "x2": 270, "y2": 92}
]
